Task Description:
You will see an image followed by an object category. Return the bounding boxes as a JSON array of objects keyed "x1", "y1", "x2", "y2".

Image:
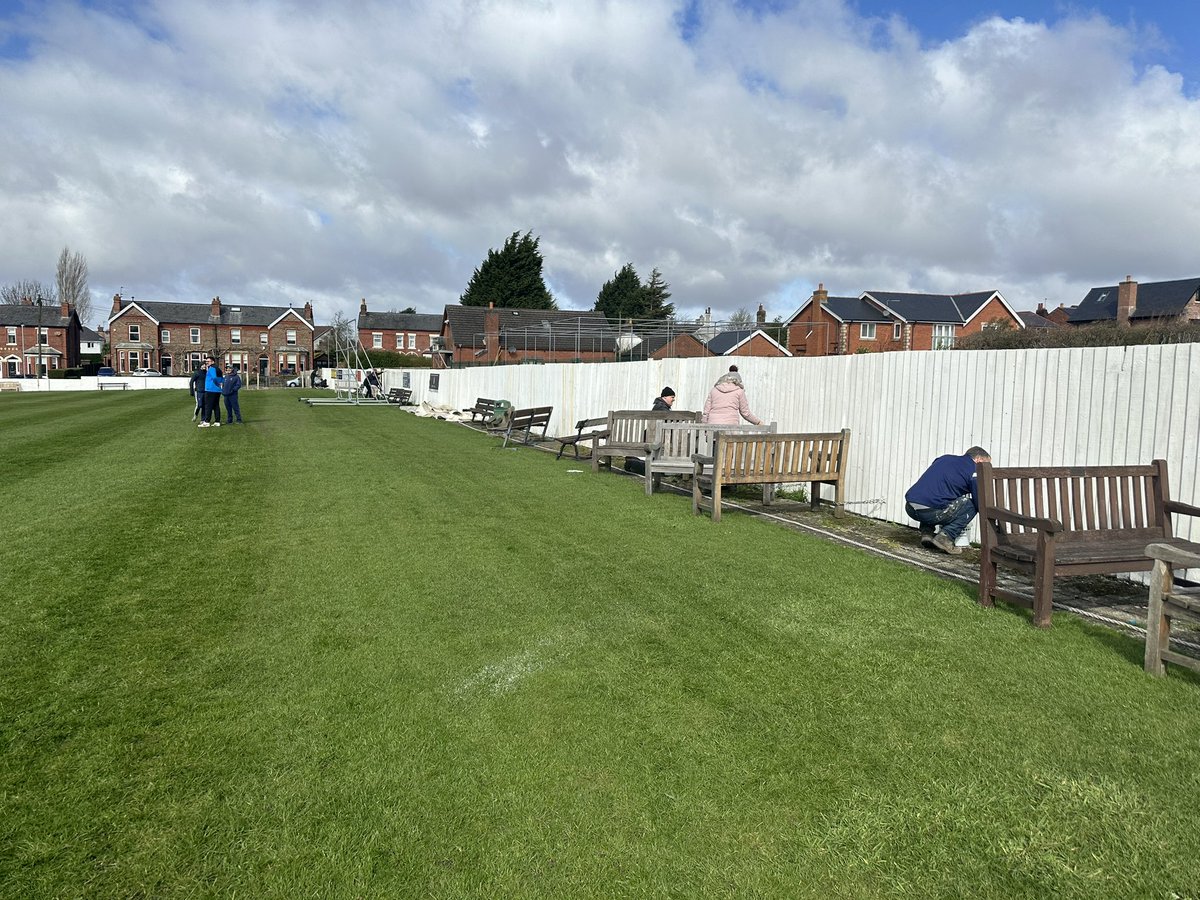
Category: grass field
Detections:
[{"x1": 3, "y1": 390, "x2": 1200, "y2": 898}]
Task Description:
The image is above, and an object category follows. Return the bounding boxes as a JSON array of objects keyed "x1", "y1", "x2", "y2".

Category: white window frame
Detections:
[
  {"x1": 932, "y1": 324, "x2": 957, "y2": 350},
  {"x1": 161, "y1": 329, "x2": 170, "y2": 343},
  {"x1": 231, "y1": 328, "x2": 241, "y2": 345},
  {"x1": 6, "y1": 327, "x2": 15, "y2": 345},
  {"x1": 407, "y1": 332, "x2": 416, "y2": 349},
  {"x1": 39, "y1": 327, "x2": 49, "y2": 345},
  {"x1": 373, "y1": 332, "x2": 382, "y2": 349},
  {"x1": 286, "y1": 329, "x2": 297, "y2": 346},
  {"x1": 893, "y1": 323, "x2": 902, "y2": 341},
  {"x1": 860, "y1": 322, "x2": 876, "y2": 340},
  {"x1": 260, "y1": 332, "x2": 268, "y2": 345},
  {"x1": 395, "y1": 334, "x2": 403, "y2": 350},
  {"x1": 190, "y1": 327, "x2": 201, "y2": 344}
]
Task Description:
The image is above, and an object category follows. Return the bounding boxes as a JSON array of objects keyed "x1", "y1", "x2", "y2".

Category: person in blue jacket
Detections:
[
  {"x1": 904, "y1": 446, "x2": 991, "y2": 555},
  {"x1": 221, "y1": 364, "x2": 244, "y2": 424},
  {"x1": 198, "y1": 356, "x2": 224, "y2": 428}
]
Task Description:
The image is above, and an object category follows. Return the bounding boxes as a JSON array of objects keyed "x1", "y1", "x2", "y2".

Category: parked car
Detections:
[
  {"x1": 97, "y1": 367, "x2": 116, "y2": 377},
  {"x1": 133, "y1": 368, "x2": 162, "y2": 376},
  {"x1": 286, "y1": 376, "x2": 302, "y2": 387}
]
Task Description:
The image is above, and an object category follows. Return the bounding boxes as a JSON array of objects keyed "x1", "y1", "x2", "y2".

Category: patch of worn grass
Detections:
[{"x1": 2, "y1": 390, "x2": 1200, "y2": 898}]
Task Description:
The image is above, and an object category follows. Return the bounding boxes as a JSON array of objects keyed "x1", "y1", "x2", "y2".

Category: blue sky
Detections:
[{"x1": 1, "y1": 0, "x2": 1198, "y2": 327}]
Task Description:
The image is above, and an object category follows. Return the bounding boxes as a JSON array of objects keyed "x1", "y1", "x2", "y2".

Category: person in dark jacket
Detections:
[
  {"x1": 221, "y1": 365, "x2": 244, "y2": 424},
  {"x1": 198, "y1": 356, "x2": 224, "y2": 427},
  {"x1": 188, "y1": 366, "x2": 205, "y2": 421},
  {"x1": 652, "y1": 387, "x2": 676, "y2": 411},
  {"x1": 904, "y1": 446, "x2": 991, "y2": 554}
]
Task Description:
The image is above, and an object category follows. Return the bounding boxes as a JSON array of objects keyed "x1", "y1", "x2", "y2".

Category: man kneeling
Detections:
[{"x1": 904, "y1": 446, "x2": 991, "y2": 555}]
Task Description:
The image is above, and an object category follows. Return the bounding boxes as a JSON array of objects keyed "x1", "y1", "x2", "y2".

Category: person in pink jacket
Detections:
[{"x1": 702, "y1": 368, "x2": 762, "y2": 425}]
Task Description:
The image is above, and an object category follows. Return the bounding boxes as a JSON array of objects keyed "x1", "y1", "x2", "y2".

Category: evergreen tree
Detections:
[
  {"x1": 593, "y1": 263, "x2": 643, "y2": 321},
  {"x1": 460, "y1": 230, "x2": 556, "y2": 309},
  {"x1": 640, "y1": 268, "x2": 675, "y2": 320}
]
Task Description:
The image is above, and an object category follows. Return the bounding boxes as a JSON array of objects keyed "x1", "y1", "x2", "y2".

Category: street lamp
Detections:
[{"x1": 35, "y1": 295, "x2": 44, "y2": 389}]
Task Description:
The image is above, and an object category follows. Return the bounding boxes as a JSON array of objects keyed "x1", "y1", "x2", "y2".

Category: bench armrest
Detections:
[
  {"x1": 1165, "y1": 499, "x2": 1200, "y2": 519},
  {"x1": 984, "y1": 507, "x2": 1064, "y2": 534},
  {"x1": 575, "y1": 416, "x2": 607, "y2": 429},
  {"x1": 1146, "y1": 542, "x2": 1200, "y2": 568},
  {"x1": 691, "y1": 454, "x2": 714, "y2": 466}
]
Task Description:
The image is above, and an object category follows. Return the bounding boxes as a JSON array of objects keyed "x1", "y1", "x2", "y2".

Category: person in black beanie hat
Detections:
[{"x1": 652, "y1": 386, "x2": 676, "y2": 411}]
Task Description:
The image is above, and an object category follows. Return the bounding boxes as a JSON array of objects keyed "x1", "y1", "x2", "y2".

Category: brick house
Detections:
[
  {"x1": 1068, "y1": 276, "x2": 1200, "y2": 325},
  {"x1": 786, "y1": 284, "x2": 1023, "y2": 355},
  {"x1": 107, "y1": 294, "x2": 315, "y2": 376},
  {"x1": 0, "y1": 299, "x2": 82, "y2": 377},
  {"x1": 706, "y1": 328, "x2": 792, "y2": 358},
  {"x1": 439, "y1": 304, "x2": 616, "y2": 366},
  {"x1": 357, "y1": 299, "x2": 443, "y2": 355}
]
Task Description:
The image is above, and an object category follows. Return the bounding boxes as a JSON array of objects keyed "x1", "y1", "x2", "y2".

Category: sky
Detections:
[{"x1": 1, "y1": 0, "x2": 1198, "y2": 328}]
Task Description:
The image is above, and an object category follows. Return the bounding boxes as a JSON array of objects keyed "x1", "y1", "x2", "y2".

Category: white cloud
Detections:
[{"x1": 0, "y1": 0, "x2": 1198, "y2": 327}]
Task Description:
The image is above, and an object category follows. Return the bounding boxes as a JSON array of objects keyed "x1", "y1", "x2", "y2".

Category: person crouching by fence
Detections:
[{"x1": 904, "y1": 446, "x2": 991, "y2": 555}]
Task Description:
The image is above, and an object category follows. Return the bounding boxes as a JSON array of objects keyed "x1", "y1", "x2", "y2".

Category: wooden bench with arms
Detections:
[
  {"x1": 0, "y1": 381, "x2": 21, "y2": 392},
  {"x1": 645, "y1": 421, "x2": 776, "y2": 496},
  {"x1": 692, "y1": 429, "x2": 851, "y2": 523},
  {"x1": 590, "y1": 409, "x2": 702, "y2": 474},
  {"x1": 501, "y1": 406, "x2": 554, "y2": 448},
  {"x1": 385, "y1": 387, "x2": 413, "y2": 405},
  {"x1": 977, "y1": 460, "x2": 1200, "y2": 627},
  {"x1": 468, "y1": 397, "x2": 500, "y2": 422},
  {"x1": 556, "y1": 416, "x2": 609, "y2": 460},
  {"x1": 1144, "y1": 542, "x2": 1200, "y2": 677}
]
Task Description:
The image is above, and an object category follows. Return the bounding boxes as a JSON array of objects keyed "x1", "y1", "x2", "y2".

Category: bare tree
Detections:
[
  {"x1": 0, "y1": 279, "x2": 56, "y2": 305},
  {"x1": 727, "y1": 307, "x2": 753, "y2": 328},
  {"x1": 56, "y1": 246, "x2": 91, "y2": 323}
]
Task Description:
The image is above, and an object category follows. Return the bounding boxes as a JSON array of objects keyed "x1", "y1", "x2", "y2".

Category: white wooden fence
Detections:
[{"x1": 386, "y1": 343, "x2": 1200, "y2": 547}]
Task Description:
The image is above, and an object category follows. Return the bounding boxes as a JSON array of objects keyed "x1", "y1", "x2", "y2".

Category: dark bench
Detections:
[
  {"x1": 1144, "y1": 542, "x2": 1200, "y2": 677},
  {"x1": 692, "y1": 429, "x2": 851, "y2": 523},
  {"x1": 98, "y1": 381, "x2": 129, "y2": 390},
  {"x1": 501, "y1": 406, "x2": 553, "y2": 448},
  {"x1": 978, "y1": 460, "x2": 1200, "y2": 627},
  {"x1": 386, "y1": 387, "x2": 413, "y2": 405},
  {"x1": 591, "y1": 410, "x2": 702, "y2": 473},
  {"x1": 556, "y1": 416, "x2": 609, "y2": 460},
  {"x1": 468, "y1": 397, "x2": 500, "y2": 422}
]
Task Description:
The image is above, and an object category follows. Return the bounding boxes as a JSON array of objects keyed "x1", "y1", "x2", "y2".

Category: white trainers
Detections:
[
  {"x1": 212, "y1": 421, "x2": 221, "y2": 427},
  {"x1": 198, "y1": 422, "x2": 210, "y2": 428}
]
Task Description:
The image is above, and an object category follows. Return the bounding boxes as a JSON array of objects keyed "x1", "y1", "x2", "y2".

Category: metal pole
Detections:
[{"x1": 36, "y1": 296, "x2": 44, "y2": 389}]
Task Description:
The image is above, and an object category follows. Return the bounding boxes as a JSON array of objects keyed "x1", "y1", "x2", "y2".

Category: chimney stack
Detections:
[
  {"x1": 210, "y1": 296, "x2": 221, "y2": 319},
  {"x1": 360, "y1": 298, "x2": 368, "y2": 315},
  {"x1": 756, "y1": 304, "x2": 766, "y2": 325},
  {"x1": 111, "y1": 293, "x2": 122, "y2": 315},
  {"x1": 805, "y1": 283, "x2": 829, "y2": 357},
  {"x1": 1036, "y1": 302, "x2": 1048, "y2": 317},
  {"x1": 484, "y1": 303, "x2": 500, "y2": 362},
  {"x1": 1116, "y1": 275, "x2": 1137, "y2": 325},
  {"x1": 304, "y1": 301, "x2": 313, "y2": 322}
]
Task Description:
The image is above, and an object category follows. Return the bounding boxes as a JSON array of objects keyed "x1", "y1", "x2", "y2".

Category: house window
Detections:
[
  {"x1": 6, "y1": 327, "x2": 14, "y2": 344},
  {"x1": 407, "y1": 332, "x2": 416, "y2": 349},
  {"x1": 373, "y1": 332, "x2": 382, "y2": 348},
  {"x1": 161, "y1": 329, "x2": 170, "y2": 342},
  {"x1": 860, "y1": 323, "x2": 876, "y2": 340},
  {"x1": 932, "y1": 324, "x2": 957, "y2": 350},
  {"x1": 189, "y1": 352, "x2": 203, "y2": 371},
  {"x1": 128, "y1": 323, "x2": 140, "y2": 342},
  {"x1": 893, "y1": 323, "x2": 902, "y2": 341},
  {"x1": 231, "y1": 328, "x2": 241, "y2": 344},
  {"x1": 260, "y1": 332, "x2": 268, "y2": 345},
  {"x1": 395, "y1": 334, "x2": 403, "y2": 350},
  {"x1": 286, "y1": 329, "x2": 297, "y2": 346},
  {"x1": 190, "y1": 327, "x2": 201, "y2": 344}
]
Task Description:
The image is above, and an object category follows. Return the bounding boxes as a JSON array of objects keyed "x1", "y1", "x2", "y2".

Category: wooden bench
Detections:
[
  {"x1": 591, "y1": 410, "x2": 702, "y2": 473},
  {"x1": 692, "y1": 429, "x2": 851, "y2": 523},
  {"x1": 1144, "y1": 542, "x2": 1200, "y2": 677},
  {"x1": 98, "y1": 381, "x2": 129, "y2": 390},
  {"x1": 645, "y1": 421, "x2": 776, "y2": 496},
  {"x1": 556, "y1": 416, "x2": 609, "y2": 460},
  {"x1": 385, "y1": 387, "x2": 413, "y2": 405},
  {"x1": 0, "y1": 381, "x2": 21, "y2": 392},
  {"x1": 977, "y1": 460, "x2": 1200, "y2": 627},
  {"x1": 501, "y1": 406, "x2": 553, "y2": 448},
  {"x1": 468, "y1": 397, "x2": 500, "y2": 422}
]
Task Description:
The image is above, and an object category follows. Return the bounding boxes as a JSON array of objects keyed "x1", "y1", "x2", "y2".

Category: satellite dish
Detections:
[{"x1": 615, "y1": 333, "x2": 642, "y2": 352}]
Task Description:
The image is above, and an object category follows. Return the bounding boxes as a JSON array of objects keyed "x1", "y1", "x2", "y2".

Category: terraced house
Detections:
[
  {"x1": 107, "y1": 294, "x2": 315, "y2": 376},
  {"x1": 356, "y1": 299, "x2": 443, "y2": 356},
  {"x1": 0, "y1": 299, "x2": 82, "y2": 377}
]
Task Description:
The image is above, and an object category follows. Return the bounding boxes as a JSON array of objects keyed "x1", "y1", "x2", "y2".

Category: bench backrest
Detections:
[
  {"x1": 655, "y1": 421, "x2": 776, "y2": 463},
  {"x1": 604, "y1": 409, "x2": 702, "y2": 446},
  {"x1": 510, "y1": 406, "x2": 553, "y2": 427},
  {"x1": 977, "y1": 460, "x2": 1171, "y2": 542},
  {"x1": 712, "y1": 429, "x2": 850, "y2": 484}
]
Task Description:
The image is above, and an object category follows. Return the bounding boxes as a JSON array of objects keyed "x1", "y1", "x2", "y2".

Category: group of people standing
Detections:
[
  {"x1": 651, "y1": 365, "x2": 991, "y2": 555},
  {"x1": 189, "y1": 356, "x2": 243, "y2": 427}
]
